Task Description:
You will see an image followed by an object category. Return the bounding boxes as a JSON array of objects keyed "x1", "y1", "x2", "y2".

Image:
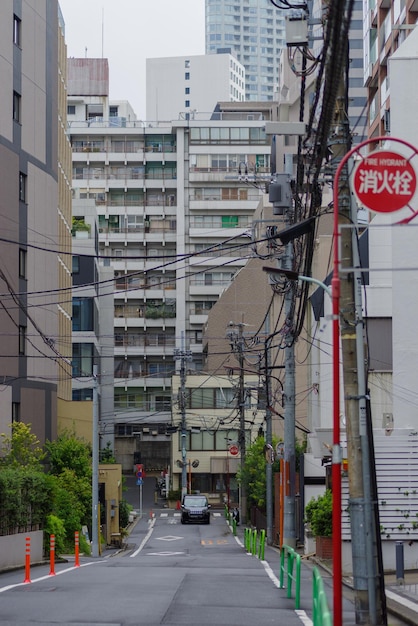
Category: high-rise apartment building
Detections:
[
  {"x1": 67, "y1": 59, "x2": 272, "y2": 471},
  {"x1": 0, "y1": 1, "x2": 71, "y2": 445},
  {"x1": 146, "y1": 54, "x2": 245, "y2": 121},
  {"x1": 205, "y1": 0, "x2": 286, "y2": 101},
  {"x1": 363, "y1": 0, "x2": 418, "y2": 138}
]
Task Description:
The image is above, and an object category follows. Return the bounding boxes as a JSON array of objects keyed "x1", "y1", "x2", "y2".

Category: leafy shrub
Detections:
[
  {"x1": 44, "y1": 514, "x2": 66, "y2": 555},
  {"x1": 119, "y1": 499, "x2": 132, "y2": 528},
  {"x1": 305, "y1": 489, "x2": 333, "y2": 537}
]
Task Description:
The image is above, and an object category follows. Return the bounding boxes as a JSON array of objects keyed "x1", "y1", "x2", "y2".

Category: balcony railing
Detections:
[
  {"x1": 115, "y1": 305, "x2": 176, "y2": 319},
  {"x1": 115, "y1": 333, "x2": 176, "y2": 347}
]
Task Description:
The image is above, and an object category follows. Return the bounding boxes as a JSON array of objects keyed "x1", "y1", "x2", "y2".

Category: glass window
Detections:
[
  {"x1": 72, "y1": 298, "x2": 94, "y2": 332},
  {"x1": 72, "y1": 256, "x2": 80, "y2": 274},
  {"x1": 188, "y1": 388, "x2": 214, "y2": 409},
  {"x1": 19, "y1": 326, "x2": 26, "y2": 355},
  {"x1": 13, "y1": 15, "x2": 21, "y2": 46},
  {"x1": 67, "y1": 105, "x2": 76, "y2": 115},
  {"x1": 13, "y1": 91, "x2": 21, "y2": 122},
  {"x1": 19, "y1": 249, "x2": 26, "y2": 279},
  {"x1": 185, "y1": 72, "x2": 190, "y2": 80},
  {"x1": 72, "y1": 343, "x2": 94, "y2": 377},
  {"x1": 19, "y1": 172, "x2": 26, "y2": 202}
]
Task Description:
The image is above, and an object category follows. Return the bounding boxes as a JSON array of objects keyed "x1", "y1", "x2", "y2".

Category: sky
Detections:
[{"x1": 59, "y1": 0, "x2": 205, "y2": 119}]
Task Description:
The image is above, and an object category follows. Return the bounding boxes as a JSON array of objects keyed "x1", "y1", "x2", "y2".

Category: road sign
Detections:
[
  {"x1": 136, "y1": 478, "x2": 143, "y2": 486},
  {"x1": 229, "y1": 444, "x2": 239, "y2": 456},
  {"x1": 353, "y1": 149, "x2": 417, "y2": 213},
  {"x1": 136, "y1": 470, "x2": 143, "y2": 478}
]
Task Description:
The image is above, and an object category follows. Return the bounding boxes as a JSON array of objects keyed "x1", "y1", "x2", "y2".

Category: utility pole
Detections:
[
  {"x1": 332, "y1": 84, "x2": 386, "y2": 622},
  {"x1": 282, "y1": 244, "x2": 297, "y2": 549},
  {"x1": 264, "y1": 340, "x2": 273, "y2": 545},
  {"x1": 268, "y1": 172, "x2": 296, "y2": 548},
  {"x1": 227, "y1": 322, "x2": 247, "y2": 523},
  {"x1": 174, "y1": 333, "x2": 192, "y2": 498},
  {"x1": 92, "y1": 364, "x2": 99, "y2": 558}
]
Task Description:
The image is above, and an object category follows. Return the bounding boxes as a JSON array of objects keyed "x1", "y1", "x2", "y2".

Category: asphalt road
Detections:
[{"x1": 0, "y1": 508, "x2": 319, "y2": 626}]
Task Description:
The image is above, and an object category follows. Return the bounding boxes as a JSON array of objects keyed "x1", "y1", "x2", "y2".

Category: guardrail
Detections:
[
  {"x1": 313, "y1": 567, "x2": 332, "y2": 626},
  {"x1": 280, "y1": 544, "x2": 301, "y2": 609},
  {"x1": 230, "y1": 523, "x2": 332, "y2": 623}
]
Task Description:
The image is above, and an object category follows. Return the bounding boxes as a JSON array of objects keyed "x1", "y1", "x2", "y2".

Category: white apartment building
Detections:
[
  {"x1": 146, "y1": 54, "x2": 245, "y2": 121},
  {"x1": 67, "y1": 58, "x2": 272, "y2": 472},
  {"x1": 205, "y1": 0, "x2": 286, "y2": 101}
]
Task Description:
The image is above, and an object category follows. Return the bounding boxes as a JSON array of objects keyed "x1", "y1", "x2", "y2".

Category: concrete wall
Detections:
[{"x1": 0, "y1": 531, "x2": 43, "y2": 571}]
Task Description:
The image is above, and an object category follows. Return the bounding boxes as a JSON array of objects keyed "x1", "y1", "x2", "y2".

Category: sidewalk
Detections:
[{"x1": 229, "y1": 518, "x2": 418, "y2": 626}]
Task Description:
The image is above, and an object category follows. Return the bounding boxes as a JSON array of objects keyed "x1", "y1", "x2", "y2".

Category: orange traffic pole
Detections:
[
  {"x1": 74, "y1": 531, "x2": 80, "y2": 567},
  {"x1": 49, "y1": 534, "x2": 56, "y2": 576},
  {"x1": 24, "y1": 536, "x2": 31, "y2": 583}
]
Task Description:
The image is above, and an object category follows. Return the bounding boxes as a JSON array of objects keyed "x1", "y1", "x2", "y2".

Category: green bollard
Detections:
[{"x1": 258, "y1": 529, "x2": 265, "y2": 560}]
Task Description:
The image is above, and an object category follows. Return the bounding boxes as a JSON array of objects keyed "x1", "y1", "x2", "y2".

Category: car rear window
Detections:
[{"x1": 183, "y1": 497, "x2": 207, "y2": 507}]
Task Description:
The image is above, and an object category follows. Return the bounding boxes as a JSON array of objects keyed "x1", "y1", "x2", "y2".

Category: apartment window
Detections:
[
  {"x1": 72, "y1": 256, "x2": 80, "y2": 274},
  {"x1": 185, "y1": 60, "x2": 190, "y2": 68},
  {"x1": 185, "y1": 87, "x2": 190, "y2": 94},
  {"x1": 72, "y1": 389, "x2": 93, "y2": 401},
  {"x1": 13, "y1": 15, "x2": 21, "y2": 46},
  {"x1": 13, "y1": 91, "x2": 21, "y2": 122},
  {"x1": 72, "y1": 343, "x2": 94, "y2": 377},
  {"x1": 19, "y1": 249, "x2": 27, "y2": 278},
  {"x1": 185, "y1": 100, "x2": 190, "y2": 108},
  {"x1": 67, "y1": 105, "x2": 76, "y2": 115},
  {"x1": 109, "y1": 105, "x2": 119, "y2": 117},
  {"x1": 72, "y1": 298, "x2": 94, "y2": 332},
  {"x1": 19, "y1": 172, "x2": 26, "y2": 202},
  {"x1": 19, "y1": 325, "x2": 26, "y2": 355},
  {"x1": 185, "y1": 72, "x2": 190, "y2": 80}
]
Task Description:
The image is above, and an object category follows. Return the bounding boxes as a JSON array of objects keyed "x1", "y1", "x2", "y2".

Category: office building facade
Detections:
[{"x1": 0, "y1": 1, "x2": 73, "y2": 445}]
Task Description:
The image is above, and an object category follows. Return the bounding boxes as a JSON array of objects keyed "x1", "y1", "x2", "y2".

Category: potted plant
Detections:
[
  {"x1": 305, "y1": 489, "x2": 333, "y2": 559},
  {"x1": 72, "y1": 217, "x2": 91, "y2": 238}
]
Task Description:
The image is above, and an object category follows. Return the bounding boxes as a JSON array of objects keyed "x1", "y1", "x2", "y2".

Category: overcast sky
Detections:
[{"x1": 59, "y1": 0, "x2": 205, "y2": 118}]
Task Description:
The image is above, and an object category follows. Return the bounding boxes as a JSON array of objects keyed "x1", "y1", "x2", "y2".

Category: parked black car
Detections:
[{"x1": 181, "y1": 494, "x2": 211, "y2": 524}]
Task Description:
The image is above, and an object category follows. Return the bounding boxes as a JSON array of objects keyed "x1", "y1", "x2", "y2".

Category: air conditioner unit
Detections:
[
  {"x1": 142, "y1": 427, "x2": 149, "y2": 433},
  {"x1": 151, "y1": 430, "x2": 158, "y2": 436}
]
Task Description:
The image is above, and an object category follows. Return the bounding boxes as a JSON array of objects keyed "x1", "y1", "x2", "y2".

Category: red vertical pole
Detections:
[
  {"x1": 49, "y1": 534, "x2": 56, "y2": 576},
  {"x1": 74, "y1": 531, "x2": 80, "y2": 567},
  {"x1": 24, "y1": 536, "x2": 31, "y2": 583}
]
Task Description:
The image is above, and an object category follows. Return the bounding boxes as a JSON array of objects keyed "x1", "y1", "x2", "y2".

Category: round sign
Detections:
[
  {"x1": 353, "y1": 150, "x2": 416, "y2": 213},
  {"x1": 229, "y1": 444, "x2": 239, "y2": 456}
]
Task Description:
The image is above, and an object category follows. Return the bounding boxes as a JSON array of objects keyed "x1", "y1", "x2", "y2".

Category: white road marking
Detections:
[
  {"x1": 295, "y1": 609, "x2": 313, "y2": 626},
  {"x1": 0, "y1": 562, "x2": 99, "y2": 593},
  {"x1": 130, "y1": 517, "x2": 155, "y2": 557},
  {"x1": 156, "y1": 535, "x2": 183, "y2": 542}
]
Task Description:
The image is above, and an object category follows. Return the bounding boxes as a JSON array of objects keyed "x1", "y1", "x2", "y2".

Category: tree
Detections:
[
  {"x1": 0, "y1": 422, "x2": 45, "y2": 469},
  {"x1": 238, "y1": 435, "x2": 281, "y2": 511},
  {"x1": 45, "y1": 431, "x2": 91, "y2": 479},
  {"x1": 238, "y1": 435, "x2": 307, "y2": 512}
]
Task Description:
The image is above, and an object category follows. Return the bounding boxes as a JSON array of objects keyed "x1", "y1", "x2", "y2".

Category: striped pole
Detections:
[
  {"x1": 24, "y1": 536, "x2": 31, "y2": 583},
  {"x1": 49, "y1": 534, "x2": 56, "y2": 576},
  {"x1": 74, "y1": 531, "x2": 80, "y2": 567}
]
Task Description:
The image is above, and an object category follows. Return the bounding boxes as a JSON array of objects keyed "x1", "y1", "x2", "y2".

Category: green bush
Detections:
[
  {"x1": 168, "y1": 489, "x2": 181, "y2": 501},
  {"x1": 44, "y1": 514, "x2": 66, "y2": 555},
  {"x1": 119, "y1": 499, "x2": 132, "y2": 528},
  {"x1": 305, "y1": 489, "x2": 333, "y2": 537}
]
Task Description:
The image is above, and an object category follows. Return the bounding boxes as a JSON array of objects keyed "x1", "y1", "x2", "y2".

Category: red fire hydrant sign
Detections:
[{"x1": 353, "y1": 149, "x2": 417, "y2": 213}]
